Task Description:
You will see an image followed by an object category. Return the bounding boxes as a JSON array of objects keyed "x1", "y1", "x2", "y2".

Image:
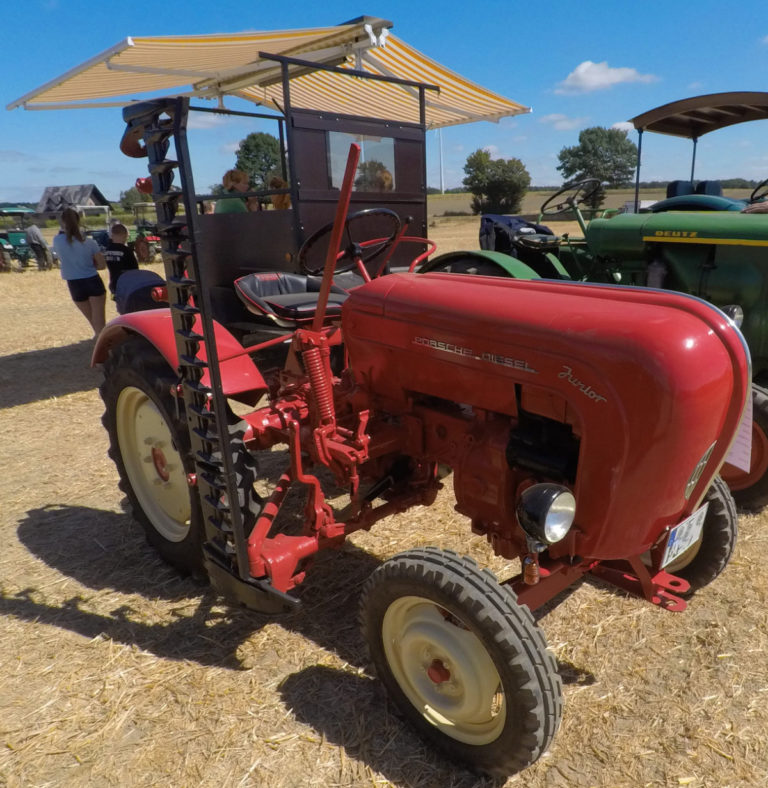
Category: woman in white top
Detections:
[{"x1": 52, "y1": 207, "x2": 107, "y2": 336}]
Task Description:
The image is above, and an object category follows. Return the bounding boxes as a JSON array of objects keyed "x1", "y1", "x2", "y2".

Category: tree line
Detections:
[
  {"x1": 462, "y1": 127, "x2": 636, "y2": 214},
  {"x1": 113, "y1": 127, "x2": 760, "y2": 214},
  {"x1": 458, "y1": 128, "x2": 762, "y2": 214}
]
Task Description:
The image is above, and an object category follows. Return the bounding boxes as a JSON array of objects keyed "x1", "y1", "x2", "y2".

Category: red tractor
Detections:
[{"x1": 93, "y1": 93, "x2": 750, "y2": 777}]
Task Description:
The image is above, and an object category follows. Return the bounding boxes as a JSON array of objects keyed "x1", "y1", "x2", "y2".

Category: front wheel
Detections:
[
  {"x1": 360, "y1": 547, "x2": 562, "y2": 777},
  {"x1": 664, "y1": 475, "x2": 737, "y2": 595}
]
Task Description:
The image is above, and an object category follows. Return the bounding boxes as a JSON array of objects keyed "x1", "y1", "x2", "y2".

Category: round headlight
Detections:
[
  {"x1": 543, "y1": 490, "x2": 577, "y2": 543},
  {"x1": 517, "y1": 484, "x2": 576, "y2": 545},
  {"x1": 721, "y1": 304, "x2": 744, "y2": 328}
]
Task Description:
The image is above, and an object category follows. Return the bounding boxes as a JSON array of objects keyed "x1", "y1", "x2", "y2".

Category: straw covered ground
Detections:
[{"x1": 1, "y1": 219, "x2": 767, "y2": 787}]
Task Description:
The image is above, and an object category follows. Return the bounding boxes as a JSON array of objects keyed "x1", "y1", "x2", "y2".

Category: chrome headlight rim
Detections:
[
  {"x1": 517, "y1": 483, "x2": 576, "y2": 546},
  {"x1": 721, "y1": 304, "x2": 744, "y2": 328}
]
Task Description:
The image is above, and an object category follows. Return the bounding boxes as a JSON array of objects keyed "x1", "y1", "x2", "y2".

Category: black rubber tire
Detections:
[
  {"x1": 721, "y1": 384, "x2": 768, "y2": 512},
  {"x1": 100, "y1": 336, "x2": 261, "y2": 578},
  {"x1": 360, "y1": 547, "x2": 562, "y2": 777},
  {"x1": 665, "y1": 475, "x2": 737, "y2": 596},
  {"x1": 101, "y1": 336, "x2": 205, "y2": 575}
]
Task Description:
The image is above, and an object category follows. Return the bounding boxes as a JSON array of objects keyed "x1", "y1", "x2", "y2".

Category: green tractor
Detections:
[{"x1": 434, "y1": 93, "x2": 768, "y2": 511}]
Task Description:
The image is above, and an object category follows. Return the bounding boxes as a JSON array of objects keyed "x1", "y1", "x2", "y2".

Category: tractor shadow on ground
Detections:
[
  {"x1": 14, "y1": 504, "x2": 595, "y2": 683},
  {"x1": 12, "y1": 503, "x2": 594, "y2": 778},
  {"x1": 0, "y1": 340, "x2": 101, "y2": 408},
  {"x1": 279, "y1": 665, "x2": 505, "y2": 788},
  {"x1": 12, "y1": 503, "x2": 379, "y2": 671}
]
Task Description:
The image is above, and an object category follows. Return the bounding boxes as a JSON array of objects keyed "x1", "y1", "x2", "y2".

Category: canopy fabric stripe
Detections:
[{"x1": 8, "y1": 21, "x2": 529, "y2": 129}]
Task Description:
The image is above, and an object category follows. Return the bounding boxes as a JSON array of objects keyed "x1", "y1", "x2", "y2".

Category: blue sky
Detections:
[{"x1": 2, "y1": 0, "x2": 768, "y2": 203}]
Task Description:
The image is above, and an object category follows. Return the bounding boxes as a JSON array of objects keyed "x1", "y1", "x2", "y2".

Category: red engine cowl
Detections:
[{"x1": 342, "y1": 272, "x2": 750, "y2": 561}]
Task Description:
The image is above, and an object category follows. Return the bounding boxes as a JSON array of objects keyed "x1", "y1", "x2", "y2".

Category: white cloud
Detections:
[
  {"x1": 187, "y1": 113, "x2": 232, "y2": 130},
  {"x1": 762, "y1": 35, "x2": 768, "y2": 44},
  {"x1": 556, "y1": 61, "x2": 658, "y2": 94},
  {"x1": 483, "y1": 145, "x2": 500, "y2": 156},
  {"x1": 612, "y1": 121, "x2": 634, "y2": 132},
  {"x1": 220, "y1": 141, "x2": 240, "y2": 155},
  {"x1": 0, "y1": 149, "x2": 35, "y2": 162},
  {"x1": 539, "y1": 113, "x2": 588, "y2": 131}
]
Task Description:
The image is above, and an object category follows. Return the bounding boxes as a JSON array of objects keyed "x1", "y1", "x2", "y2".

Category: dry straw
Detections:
[{"x1": 1, "y1": 222, "x2": 766, "y2": 787}]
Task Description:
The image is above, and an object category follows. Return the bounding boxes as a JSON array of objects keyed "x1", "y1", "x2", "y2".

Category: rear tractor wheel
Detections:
[
  {"x1": 720, "y1": 384, "x2": 768, "y2": 512},
  {"x1": 100, "y1": 336, "x2": 260, "y2": 577},
  {"x1": 360, "y1": 547, "x2": 562, "y2": 777}
]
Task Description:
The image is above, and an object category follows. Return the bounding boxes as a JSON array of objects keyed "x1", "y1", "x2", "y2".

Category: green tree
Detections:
[
  {"x1": 557, "y1": 127, "x2": 637, "y2": 187},
  {"x1": 234, "y1": 132, "x2": 281, "y2": 190},
  {"x1": 462, "y1": 149, "x2": 531, "y2": 214},
  {"x1": 119, "y1": 186, "x2": 144, "y2": 211},
  {"x1": 355, "y1": 160, "x2": 393, "y2": 191}
]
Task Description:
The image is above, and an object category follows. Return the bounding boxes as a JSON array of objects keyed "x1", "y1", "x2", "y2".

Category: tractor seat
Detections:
[
  {"x1": 512, "y1": 232, "x2": 561, "y2": 252},
  {"x1": 234, "y1": 271, "x2": 348, "y2": 327}
]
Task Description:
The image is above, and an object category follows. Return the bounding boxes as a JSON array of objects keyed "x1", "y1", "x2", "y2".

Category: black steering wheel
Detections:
[
  {"x1": 540, "y1": 179, "x2": 602, "y2": 216},
  {"x1": 298, "y1": 208, "x2": 402, "y2": 276},
  {"x1": 749, "y1": 177, "x2": 768, "y2": 204}
]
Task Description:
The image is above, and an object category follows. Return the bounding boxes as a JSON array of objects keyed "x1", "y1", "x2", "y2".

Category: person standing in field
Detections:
[
  {"x1": 103, "y1": 222, "x2": 138, "y2": 296},
  {"x1": 25, "y1": 223, "x2": 52, "y2": 270},
  {"x1": 52, "y1": 207, "x2": 107, "y2": 337}
]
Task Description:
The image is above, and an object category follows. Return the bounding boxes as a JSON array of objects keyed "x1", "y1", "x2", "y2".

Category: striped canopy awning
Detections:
[
  {"x1": 630, "y1": 92, "x2": 768, "y2": 139},
  {"x1": 7, "y1": 18, "x2": 529, "y2": 129}
]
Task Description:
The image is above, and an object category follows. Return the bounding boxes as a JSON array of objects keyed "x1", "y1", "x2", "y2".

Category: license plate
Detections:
[{"x1": 662, "y1": 503, "x2": 709, "y2": 568}]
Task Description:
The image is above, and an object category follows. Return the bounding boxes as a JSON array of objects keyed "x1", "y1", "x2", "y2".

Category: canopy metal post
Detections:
[
  {"x1": 278, "y1": 118, "x2": 288, "y2": 182},
  {"x1": 280, "y1": 60, "x2": 303, "y2": 253},
  {"x1": 690, "y1": 137, "x2": 698, "y2": 182},
  {"x1": 438, "y1": 128, "x2": 444, "y2": 194},
  {"x1": 634, "y1": 129, "x2": 643, "y2": 212},
  {"x1": 419, "y1": 86, "x2": 427, "y2": 196}
]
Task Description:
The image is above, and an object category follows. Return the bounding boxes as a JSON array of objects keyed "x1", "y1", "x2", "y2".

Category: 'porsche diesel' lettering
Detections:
[
  {"x1": 480, "y1": 352, "x2": 538, "y2": 373},
  {"x1": 413, "y1": 336, "x2": 474, "y2": 357},
  {"x1": 413, "y1": 336, "x2": 538, "y2": 373}
]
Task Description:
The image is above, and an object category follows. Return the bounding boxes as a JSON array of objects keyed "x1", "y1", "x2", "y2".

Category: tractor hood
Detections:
[
  {"x1": 586, "y1": 212, "x2": 768, "y2": 259},
  {"x1": 342, "y1": 273, "x2": 750, "y2": 560}
]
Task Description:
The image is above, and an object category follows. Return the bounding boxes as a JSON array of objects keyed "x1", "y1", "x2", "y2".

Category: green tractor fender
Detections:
[{"x1": 419, "y1": 249, "x2": 541, "y2": 279}]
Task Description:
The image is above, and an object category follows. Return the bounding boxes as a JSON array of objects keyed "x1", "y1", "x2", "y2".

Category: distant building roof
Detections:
[{"x1": 36, "y1": 184, "x2": 110, "y2": 213}]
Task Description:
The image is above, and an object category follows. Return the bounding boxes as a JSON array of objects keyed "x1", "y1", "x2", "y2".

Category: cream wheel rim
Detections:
[
  {"x1": 381, "y1": 595, "x2": 505, "y2": 745},
  {"x1": 116, "y1": 386, "x2": 191, "y2": 542}
]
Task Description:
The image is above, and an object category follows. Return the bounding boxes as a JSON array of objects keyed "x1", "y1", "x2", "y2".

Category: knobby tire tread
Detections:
[
  {"x1": 676, "y1": 475, "x2": 737, "y2": 595},
  {"x1": 360, "y1": 546, "x2": 562, "y2": 776},
  {"x1": 100, "y1": 336, "x2": 261, "y2": 580}
]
